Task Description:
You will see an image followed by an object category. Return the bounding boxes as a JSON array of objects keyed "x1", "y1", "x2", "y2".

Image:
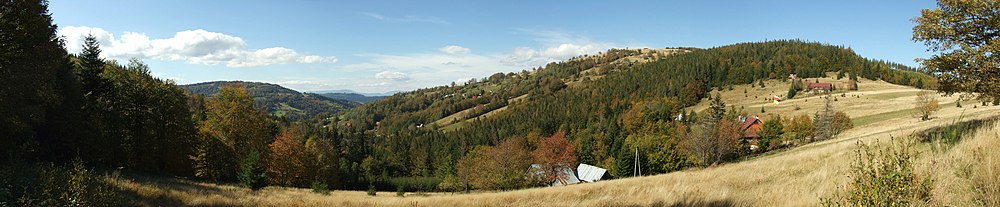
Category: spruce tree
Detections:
[
  {"x1": 709, "y1": 93, "x2": 726, "y2": 122},
  {"x1": 79, "y1": 34, "x2": 107, "y2": 95},
  {"x1": 0, "y1": 0, "x2": 65, "y2": 160}
]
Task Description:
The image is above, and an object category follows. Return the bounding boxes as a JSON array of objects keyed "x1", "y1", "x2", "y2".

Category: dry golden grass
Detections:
[
  {"x1": 109, "y1": 80, "x2": 1000, "y2": 206},
  {"x1": 917, "y1": 120, "x2": 1000, "y2": 206}
]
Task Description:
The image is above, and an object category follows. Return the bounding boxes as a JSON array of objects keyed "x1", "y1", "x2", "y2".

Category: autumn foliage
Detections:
[
  {"x1": 532, "y1": 130, "x2": 577, "y2": 185},
  {"x1": 267, "y1": 126, "x2": 308, "y2": 186},
  {"x1": 457, "y1": 136, "x2": 532, "y2": 190}
]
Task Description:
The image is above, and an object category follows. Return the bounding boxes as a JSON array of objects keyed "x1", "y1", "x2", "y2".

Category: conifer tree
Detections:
[{"x1": 0, "y1": 0, "x2": 64, "y2": 159}]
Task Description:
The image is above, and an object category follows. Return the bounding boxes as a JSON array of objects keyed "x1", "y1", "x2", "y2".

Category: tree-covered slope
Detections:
[
  {"x1": 328, "y1": 40, "x2": 938, "y2": 184},
  {"x1": 182, "y1": 81, "x2": 358, "y2": 120}
]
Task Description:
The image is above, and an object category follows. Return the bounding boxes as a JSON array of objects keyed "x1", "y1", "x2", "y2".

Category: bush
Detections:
[
  {"x1": 311, "y1": 181, "x2": 330, "y2": 194},
  {"x1": 367, "y1": 184, "x2": 377, "y2": 196},
  {"x1": 787, "y1": 83, "x2": 799, "y2": 99},
  {"x1": 396, "y1": 185, "x2": 405, "y2": 197},
  {"x1": 437, "y1": 176, "x2": 462, "y2": 193},
  {"x1": 822, "y1": 138, "x2": 932, "y2": 206},
  {"x1": 0, "y1": 160, "x2": 123, "y2": 206},
  {"x1": 831, "y1": 111, "x2": 853, "y2": 134}
]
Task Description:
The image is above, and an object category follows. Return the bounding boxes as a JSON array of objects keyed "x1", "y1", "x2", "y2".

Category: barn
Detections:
[
  {"x1": 576, "y1": 163, "x2": 608, "y2": 183},
  {"x1": 807, "y1": 82, "x2": 834, "y2": 93}
]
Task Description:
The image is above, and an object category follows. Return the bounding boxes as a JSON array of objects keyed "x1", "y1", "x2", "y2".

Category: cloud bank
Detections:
[
  {"x1": 58, "y1": 26, "x2": 337, "y2": 67},
  {"x1": 323, "y1": 29, "x2": 624, "y2": 93}
]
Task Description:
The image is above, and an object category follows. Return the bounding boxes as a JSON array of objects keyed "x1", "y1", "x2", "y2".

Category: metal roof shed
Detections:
[{"x1": 576, "y1": 163, "x2": 607, "y2": 183}]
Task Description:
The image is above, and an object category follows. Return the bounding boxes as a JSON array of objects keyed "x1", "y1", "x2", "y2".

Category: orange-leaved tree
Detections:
[
  {"x1": 532, "y1": 130, "x2": 577, "y2": 185},
  {"x1": 267, "y1": 125, "x2": 308, "y2": 187}
]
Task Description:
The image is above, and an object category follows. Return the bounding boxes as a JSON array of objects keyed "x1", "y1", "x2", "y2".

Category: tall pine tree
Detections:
[{"x1": 0, "y1": 0, "x2": 65, "y2": 160}]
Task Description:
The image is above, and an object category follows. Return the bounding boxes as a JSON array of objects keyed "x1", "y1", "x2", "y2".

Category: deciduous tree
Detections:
[
  {"x1": 914, "y1": 91, "x2": 940, "y2": 121},
  {"x1": 758, "y1": 116, "x2": 784, "y2": 151},
  {"x1": 913, "y1": 0, "x2": 1000, "y2": 97},
  {"x1": 267, "y1": 126, "x2": 308, "y2": 186},
  {"x1": 532, "y1": 131, "x2": 577, "y2": 185},
  {"x1": 456, "y1": 137, "x2": 532, "y2": 190}
]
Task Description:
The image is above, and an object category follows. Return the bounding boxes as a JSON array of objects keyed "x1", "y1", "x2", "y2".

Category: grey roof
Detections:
[
  {"x1": 552, "y1": 165, "x2": 580, "y2": 186},
  {"x1": 576, "y1": 163, "x2": 607, "y2": 182},
  {"x1": 529, "y1": 164, "x2": 580, "y2": 186}
]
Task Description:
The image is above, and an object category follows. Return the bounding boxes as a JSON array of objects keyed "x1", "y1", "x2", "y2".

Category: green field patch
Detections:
[
  {"x1": 852, "y1": 108, "x2": 917, "y2": 127},
  {"x1": 867, "y1": 91, "x2": 918, "y2": 100},
  {"x1": 439, "y1": 121, "x2": 467, "y2": 132}
]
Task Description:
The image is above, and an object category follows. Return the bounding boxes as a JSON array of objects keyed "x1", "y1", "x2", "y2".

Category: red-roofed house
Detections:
[
  {"x1": 807, "y1": 82, "x2": 834, "y2": 93},
  {"x1": 741, "y1": 115, "x2": 763, "y2": 139},
  {"x1": 741, "y1": 115, "x2": 764, "y2": 151}
]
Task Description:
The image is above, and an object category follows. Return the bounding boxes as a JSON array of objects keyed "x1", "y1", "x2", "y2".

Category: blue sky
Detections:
[{"x1": 50, "y1": 1, "x2": 937, "y2": 93}]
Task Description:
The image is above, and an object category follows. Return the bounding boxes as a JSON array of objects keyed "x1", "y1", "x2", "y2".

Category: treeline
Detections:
[{"x1": 0, "y1": 2, "x2": 352, "y2": 204}]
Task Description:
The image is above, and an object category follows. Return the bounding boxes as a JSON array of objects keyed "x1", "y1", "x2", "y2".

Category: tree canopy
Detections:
[{"x1": 913, "y1": 0, "x2": 1000, "y2": 97}]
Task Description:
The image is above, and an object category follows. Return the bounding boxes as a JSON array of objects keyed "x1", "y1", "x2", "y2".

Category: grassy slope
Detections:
[{"x1": 111, "y1": 80, "x2": 1000, "y2": 206}]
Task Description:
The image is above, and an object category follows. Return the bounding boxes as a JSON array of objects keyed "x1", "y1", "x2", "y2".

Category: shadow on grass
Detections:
[
  {"x1": 109, "y1": 174, "x2": 249, "y2": 207},
  {"x1": 615, "y1": 197, "x2": 743, "y2": 207}
]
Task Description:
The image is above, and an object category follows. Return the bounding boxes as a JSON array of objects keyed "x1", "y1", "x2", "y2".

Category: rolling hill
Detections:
[
  {"x1": 318, "y1": 92, "x2": 386, "y2": 104},
  {"x1": 181, "y1": 81, "x2": 359, "y2": 120},
  {"x1": 107, "y1": 40, "x2": 962, "y2": 206},
  {"x1": 107, "y1": 78, "x2": 1000, "y2": 206}
]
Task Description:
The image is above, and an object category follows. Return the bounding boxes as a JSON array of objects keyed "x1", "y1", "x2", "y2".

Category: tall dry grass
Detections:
[{"x1": 920, "y1": 120, "x2": 1000, "y2": 206}]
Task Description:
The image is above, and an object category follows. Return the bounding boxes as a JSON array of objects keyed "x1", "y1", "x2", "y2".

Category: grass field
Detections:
[{"x1": 110, "y1": 79, "x2": 1000, "y2": 206}]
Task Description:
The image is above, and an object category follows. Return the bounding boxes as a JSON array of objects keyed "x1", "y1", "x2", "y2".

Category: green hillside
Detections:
[
  {"x1": 329, "y1": 40, "x2": 937, "y2": 185},
  {"x1": 182, "y1": 81, "x2": 358, "y2": 120}
]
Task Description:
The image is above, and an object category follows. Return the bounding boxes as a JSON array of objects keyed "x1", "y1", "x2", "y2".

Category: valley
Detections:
[{"x1": 108, "y1": 79, "x2": 1000, "y2": 206}]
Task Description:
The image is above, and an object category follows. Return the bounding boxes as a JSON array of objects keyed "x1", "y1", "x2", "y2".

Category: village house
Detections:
[
  {"x1": 807, "y1": 82, "x2": 834, "y2": 93},
  {"x1": 739, "y1": 114, "x2": 764, "y2": 151}
]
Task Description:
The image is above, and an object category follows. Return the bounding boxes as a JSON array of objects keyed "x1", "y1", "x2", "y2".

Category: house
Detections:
[
  {"x1": 740, "y1": 115, "x2": 764, "y2": 151},
  {"x1": 741, "y1": 115, "x2": 763, "y2": 139},
  {"x1": 528, "y1": 163, "x2": 608, "y2": 186},
  {"x1": 529, "y1": 164, "x2": 580, "y2": 186},
  {"x1": 807, "y1": 82, "x2": 835, "y2": 93},
  {"x1": 576, "y1": 163, "x2": 608, "y2": 183}
]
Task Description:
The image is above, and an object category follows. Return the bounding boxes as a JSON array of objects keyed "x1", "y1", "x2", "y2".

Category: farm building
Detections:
[
  {"x1": 739, "y1": 115, "x2": 764, "y2": 151},
  {"x1": 529, "y1": 163, "x2": 608, "y2": 186},
  {"x1": 529, "y1": 164, "x2": 580, "y2": 186},
  {"x1": 576, "y1": 163, "x2": 608, "y2": 183},
  {"x1": 740, "y1": 115, "x2": 763, "y2": 139},
  {"x1": 807, "y1": 82, "x2": 834, "y2": 93}
]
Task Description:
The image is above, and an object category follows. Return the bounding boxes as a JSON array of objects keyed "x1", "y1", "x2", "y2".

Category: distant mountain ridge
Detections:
[
  {"x1": 181, "y1": 81, "x2": 358, "y2": 120},
  {"x1": 309, "y1": 89, "x2": 400, "y2": 97},
  {"x1": 317, "y1": 93, "x2": 385, "y2": 104}
]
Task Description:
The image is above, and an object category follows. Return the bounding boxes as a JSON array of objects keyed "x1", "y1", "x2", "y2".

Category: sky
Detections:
[{"x1": 50, "y1": 0, "x2": 938, "y2": 93}]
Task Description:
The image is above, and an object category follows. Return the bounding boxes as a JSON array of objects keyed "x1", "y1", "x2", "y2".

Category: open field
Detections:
[{"x1": 111, "y1": 80, "x2": 1000, "y2": 206}]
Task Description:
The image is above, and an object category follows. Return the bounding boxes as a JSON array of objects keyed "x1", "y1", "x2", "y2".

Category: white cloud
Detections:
[
  {"x1": 500, "y1": 29, "x2": 615, "y2": 67},
  {"x1": 360, "y1": 12, "x2": 449, "y2": 24},
  {"x1": 335, "y1": 29, "x2": 624, "y2": 93},
  {"x1": 58, "y1": 26, "x2": 337, "y2": 67},
  {"x1": 439, "y1": 45, "x2": 471, "y2": 54},
  {"x1": 375, "y1": 71, "x2": 410, "y2": 81}
]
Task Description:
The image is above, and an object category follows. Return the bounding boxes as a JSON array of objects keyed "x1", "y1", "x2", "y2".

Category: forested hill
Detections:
[
  {"x1": 318, "y1": 92, "x2": 386, "y2": 104},
  {"x1": 182, "y1": 81, "x2": 358, "y2": 120},
  {"x1": 328, "y1": 40, "x2": 936, "y2": 184}
]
